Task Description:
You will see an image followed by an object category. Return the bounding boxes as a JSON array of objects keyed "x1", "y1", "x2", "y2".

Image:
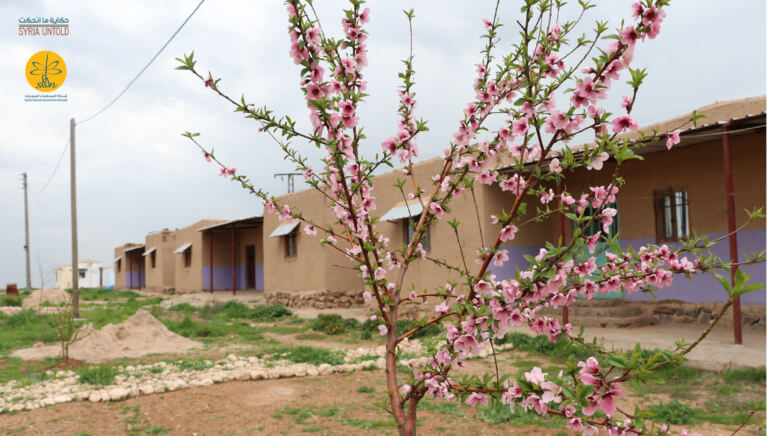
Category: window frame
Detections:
[
  {"x1": 578, "y1": 201, "x2": 619, "y2": 239},
  {"x1": 78, "y1": 268, "x2": 87, "y2": 279},
  {"x1": 150, "y1": 251, "x2": 156, "y2": 269},
  {"x1": 284, "y1": 230, "x2": 298, "y2": 258},
  {"x1": 404, "y1": 217, "x2": 430, "y2": 252},
  {"x1": 653, "y1": 187, "x2": 690, "y2": 243},
  {"x1": 183, "y1": 249, "x2": 192, "y2": 268},
  {"x1": 116, "y1": 259, "x2": 121, "y2": 273}
]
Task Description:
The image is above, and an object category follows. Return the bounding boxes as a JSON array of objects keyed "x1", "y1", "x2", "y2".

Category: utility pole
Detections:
[
  {"x1": 273, "y1": 172, "x2": 302, "y2": 193},
  {"x1": 70, "y1": 118, "x2": 79, "y2": 318},
  {"x1": 22, "y1": 172, "x2": 31, "y2": 292}
]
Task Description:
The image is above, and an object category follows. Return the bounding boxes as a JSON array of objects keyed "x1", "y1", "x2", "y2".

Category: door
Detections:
[{"x1": 246, "y1": 245, "x2": 256, "y2": 289}]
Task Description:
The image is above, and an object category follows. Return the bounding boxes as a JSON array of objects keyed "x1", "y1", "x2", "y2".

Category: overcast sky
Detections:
[{"x1": 0, "y1": 0, "x2": 765, "y2": 288}]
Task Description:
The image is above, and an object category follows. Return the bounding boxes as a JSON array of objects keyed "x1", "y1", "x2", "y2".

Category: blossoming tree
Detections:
[{"x1": 176, "y1": 1, "x2": 764, "y2": 434}]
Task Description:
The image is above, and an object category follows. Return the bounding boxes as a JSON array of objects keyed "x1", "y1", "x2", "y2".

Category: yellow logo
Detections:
[{"x1": 25, "y1": 50, "x2": 66, "y2": 92}]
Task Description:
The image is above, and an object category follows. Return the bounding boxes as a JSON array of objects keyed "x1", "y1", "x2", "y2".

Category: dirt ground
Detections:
[{"x1": 0, "y1": 366, "x2": 744, "y2": 436}]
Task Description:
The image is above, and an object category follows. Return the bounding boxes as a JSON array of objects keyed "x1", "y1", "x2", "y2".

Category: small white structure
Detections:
[{"x1": 55, "y1": 259, "x2": 108, "y2": 289}]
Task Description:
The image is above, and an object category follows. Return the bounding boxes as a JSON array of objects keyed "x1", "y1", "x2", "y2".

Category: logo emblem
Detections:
[{"x1": 25, "y1": 50, "x2": 66, "y2": 92}]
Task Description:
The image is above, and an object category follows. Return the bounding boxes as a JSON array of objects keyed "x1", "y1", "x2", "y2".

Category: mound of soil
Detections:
[
  {"x1": 12, "y1": 309, "x2": 202, "y2": 362},
  {"x1": 22, "y1": 288, "x2": 71, "y2": 308},
  {"x1": 159, "y1": 292, "x2": 216, "y2": 309}
]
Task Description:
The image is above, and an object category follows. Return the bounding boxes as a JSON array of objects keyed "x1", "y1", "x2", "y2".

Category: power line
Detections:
[
  {"x1": 34, "y1": 139, "x2": 70, "y2": 194},
  {"x1": 77, "y1": 0, "x2": 205, "y2": 126}
]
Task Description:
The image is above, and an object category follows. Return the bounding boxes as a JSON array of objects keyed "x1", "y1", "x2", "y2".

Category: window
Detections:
[
  {"x1": 116, "y1": 259, "x2": 121, "y2": 273},
  {"x1": 184, "y1": 249, "x2": 192, "y2": 268},
  {"x1": 78, "y1": 268, "x2": 87, "y2": 279},
  {"x1": 404, "y1": 218, "x2": 430, "y2": 252},
  {"x1": 579, "y1": 202, "x2": 619, "y2": 239},
  {"x1": 284, "y1": 231, "x2": 298, "y2": 258},
  {"x1": 654, "y1": 188, "x2": 689, "y2": 242},
  {"x1": 150, "y1": 251, "x2": 156, "y2": 269}
]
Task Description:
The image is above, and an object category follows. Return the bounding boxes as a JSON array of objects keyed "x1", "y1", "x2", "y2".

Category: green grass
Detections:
[
  {"x1": 356, "y1": 386, "x2": 374, "y2": 393},
  {"x1": 78, "y1": 288, "x2": 141, "y2": 301},
  {"x1": 78, "y1": 364, "x2": 118, "y2": 386},
  {"x1": 473, "y1": 401, "x2": 565, "y2": 428},
  {"x1": 0, "y1": 296, "x2": 22, "y2": 307},
  {"x1": 162, "y1": 315, "x2": 263, "y2": 343},
  {"x1": 0, "y1": 310, "x2": 59, "y2": 355},
  {"x1": 176, "y1": 358, "x2": 214, "y2": 371},
  {"x1": 0, "y1": 357, "x2": 59, "y2": 385},
  {"x1": 266, "y1": 345, "x2": 344, "y2": 366},
  {"x1": 723, "y1": 367, "x2": 766, "y2": 385}
]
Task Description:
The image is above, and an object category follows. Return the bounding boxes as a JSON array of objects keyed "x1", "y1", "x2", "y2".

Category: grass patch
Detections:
[
  {"x1": 648, "y1": 400, "x2": 702, "y2": 425},
  {"x1": 266, "y1": 345, "x2": 344, "y2": 366},
  {"x1": 162, "y1": 315, "x2": 263, "y2": 343},
  {"x1": 79, "y1": 288, "x2": 140, "y2": 301},
  {"x1": 0, "y1": 310, "x2": 59, "y2": 354},
  {"x1": 176, "y1": 359, "x2": 214, "y2": 371},
  {"x1": 309, "y1": 314, "x2": 360, "y2": 335},
  {"x1": 723, "y1": 367, "x2": 766, "y2": 385},
  {"x1": 78, "y1": 364, "x2": 118, "y2": 386},
  {"x1": 356, "y1": 386, "x2": 374, "y2": 393},
  {"x1": 474, "y1": 401, "x2": 564, "y2": 428},
  {"x1": 0, "y1": 296, "x2": 22, "y2": 306}
]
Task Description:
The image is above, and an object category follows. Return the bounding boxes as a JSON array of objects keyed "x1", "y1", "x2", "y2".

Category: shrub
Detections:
[
  {"x1": 0, "y1": 296, "x2": 22, "y2": 307},
  {"x1": 648, "y1": 400, "x2": 703, "y2": 425},
  {"x1": 250, "y1": 304, "x2": 292, "y2": 321},
  {"x1": 722, "y1": 367, "x2": 766, "y2": 385},
  {"x1": 79, "y1": 364, "x2": 118, "y2": 386},
  {"x1": 210, "y1": 301, "x2": 251, "y2": 318},
  {"x1": 309, "y1": 314, "x2": 359, "y2": 335},
  {"x1": 397, "y1": 319, "x2": 442, "y2": 339},
  {"x1": 268, "y1": 345, "x2": 344, "y2": 366}
]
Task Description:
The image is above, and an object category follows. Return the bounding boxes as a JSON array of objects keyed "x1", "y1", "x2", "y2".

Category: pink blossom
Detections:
[
  {"x1": 303, "y1": 224, "x2": 317, "y2": 236},
  {"x1": 453, "y1": 334, "x2": 481, "y2": 355},
  {"x1": 378, "y1": 324, "x2": 388, "y2": 335},
  {"x1": 666, "y1": 129, "x2": 681, "y2": 150},
  {"x1": 429, "y1": 202, "x2": 445, "y2": 218},
  {"x1": 473, "y1": 280, "x2": 494, "y2": 296},
  {"x1": 524, "y1": 367, "x2": 547, "y2": 385},
  {"x1": 499, "y1": 225, "x2": 518, "y2": 242},
  {"x1": 204, "y1": 153, "x2": 211, "y2": 162},
  {"x1": 549, "y1": 158, "x2": 562, "y2": 174},
  {"x1": 435, "y1": 301, "x2": 449, "y2": 313},
  {"x1": 362, "y1": 291, "x2": 372, "y2": 303},
  {"x1": 512, "y1": 117, "x2": 528, "y2": 136},
  {"x1": 482, "y1": 18, "x2": 492, "y2": 29},
  {"x1": 359, "y1": 7, "x2": 371, "y2": 24},
  {"x1": 587, "y1": 151, "x2": 609, "y2": 171},
  {"x1": 465, "y1": 393, "x2": 488, "y2": 407},
  {"x1": 374, "y1": 267, "x2": 386, "y2": 281},
  {"x1": 493, "y1": 249, "x2": 509, "y2": 267},
  {"x1": 611, "y1": 114, "x2": 639, "y2": 133}
]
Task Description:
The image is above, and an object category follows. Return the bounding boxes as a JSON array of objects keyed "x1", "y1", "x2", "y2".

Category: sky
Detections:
[{"x1": 0, "y1": 0, "x2": 765, "y2": 288}]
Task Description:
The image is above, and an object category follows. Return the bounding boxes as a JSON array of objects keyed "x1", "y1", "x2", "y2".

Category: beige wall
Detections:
[
  {"x1": 113, "y1": 243, "x2": 141, "y2": 290},
  {"x1": 563, "y1": 130, "x2": 766, "y2": 241},
  {"x1": 144, "y1": 230, "x2": 176, "y2": 292},
  {"x1": 173, "y1": 219, "x2": 226, "y2": 293}
]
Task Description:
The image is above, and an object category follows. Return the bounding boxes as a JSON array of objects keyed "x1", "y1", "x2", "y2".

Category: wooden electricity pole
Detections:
[
  {"x1": 22, "y1": 172, "x2": 31, "y2": 292},
  {"x1": 70, "y1": 118, "x2": 79, "y2": 317}
]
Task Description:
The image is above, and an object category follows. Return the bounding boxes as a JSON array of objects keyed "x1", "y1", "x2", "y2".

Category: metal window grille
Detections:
[{"x1": 653, "y1": 188, "x2": 689, "y2": 242}]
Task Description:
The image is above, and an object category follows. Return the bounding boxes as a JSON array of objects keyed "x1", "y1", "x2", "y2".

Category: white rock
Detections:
[
  {"x1": 226, "y1": 354, "x2": 238, "y2": 362},
  {"x1": 200, "y1": 378, "x2": 214, "y2": 386},
  {"x1": 53, "y1": 394, "x2": 72, "y2": 404},
  {"x1": 307, "y1": 366, "x2": 319, "y2": 377},
  {"x1": 108, "y1": 387, "x2": 130, "y2": 401},
  {"x1": 236, "y1": 371, "x2": 250, "y2": 381},
  {"x1": 139, "y1": 384, "x2": 154, "y2": 395},
  {"x1": 267, "y1": 368, "x2": 280, "y2": 379},
  {"x1": 88, "y1": 391, "x2": 102, "y2": 402},
  {"x1": 318, "y1": 364, "x2": 332, "y2": 375},
  {"x1": 75, "y1": 390, "x2": 90, "y2": 401}
]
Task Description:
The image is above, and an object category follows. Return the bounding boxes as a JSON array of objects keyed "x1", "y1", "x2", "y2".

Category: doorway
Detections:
[{"x1": 246, "y1": 245, "x2": 256, "y2": 289}]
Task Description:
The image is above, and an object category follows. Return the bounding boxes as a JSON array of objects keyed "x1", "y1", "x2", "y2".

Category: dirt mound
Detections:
[
  {"x1": 159, "y1": 292, "x2": 216, "y2": 309},
  {"x1": 13, "y1": 309, "x2": 201, "y2": 362},
  {"x1": 22, "y1": 288, "x2": 71, "y2": 308}
]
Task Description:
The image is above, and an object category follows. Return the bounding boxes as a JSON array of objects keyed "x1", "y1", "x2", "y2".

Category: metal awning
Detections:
[
  {"x1": 174, "y1": 243, "x2": 192, "y2": 254},
  {"x1": 197, "y1": 215, "x2": 263, "y2": 232},
  {"x1": 379, "y1": 201, "x2": 423, "y2": 222},
  {"x1": 113, "y1": 257, "x2": 121, "y2": 263},
  {"x1": 124, "y1": 245, "x2": 145, "y2": 253},
  {"x1": 142, "y1": 247, "x2": 156, "y2": 256},
  {"x1": 269, "y1": 221, "x2": 300, "y2": 238}
]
